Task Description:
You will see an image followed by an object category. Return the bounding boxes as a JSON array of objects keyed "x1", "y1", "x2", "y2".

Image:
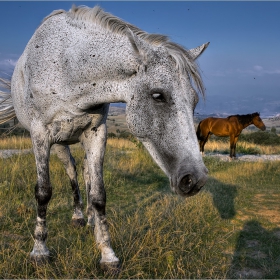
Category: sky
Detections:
[{"x1": 0, "y1": 1, "x2": 280, "y2": 117}]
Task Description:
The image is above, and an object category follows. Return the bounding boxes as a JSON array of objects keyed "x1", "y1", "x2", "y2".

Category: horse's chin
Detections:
[{"x1": 174, "y1": 187, "x2": 202, "y2": 198}]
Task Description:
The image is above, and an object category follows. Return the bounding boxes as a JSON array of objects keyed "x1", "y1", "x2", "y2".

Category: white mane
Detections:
[{"x1": 43, "y1": 5, "x2": 205, "y2": 96}]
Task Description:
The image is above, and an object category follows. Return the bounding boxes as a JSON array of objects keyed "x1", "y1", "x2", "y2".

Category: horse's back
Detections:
[
  {"x1": 11, "y1": 11, "x2": 127, "y2": 136},
  {"x1": 200, "y1": 117, "x2": 232, "y2": 137},
  {"x1": 11, "y1": 12, "x2": 73, "y2": 128}
]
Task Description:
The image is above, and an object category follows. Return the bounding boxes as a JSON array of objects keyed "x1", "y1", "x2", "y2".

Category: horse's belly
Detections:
[{"x1": 211, "y1": 123, "x2": 230, "y2": 137}]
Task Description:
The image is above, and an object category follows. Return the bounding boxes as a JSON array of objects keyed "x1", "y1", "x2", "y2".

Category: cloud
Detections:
[
  {"x1": 251, "y1": 65, "x2": 280, "y2": 75},
  {"x1": 213, "y1": 65, "x2": 280, "y2": 77},
  {"x1": 254, "y1": 65, "x2": 263, "y2": 71},
  {"x1": 237, "y1": 65, "x2": 280, "y2": 76}
]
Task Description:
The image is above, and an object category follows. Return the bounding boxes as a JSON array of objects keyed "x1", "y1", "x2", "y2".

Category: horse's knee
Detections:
[
  {"x1": 92, "y1": 199, "x2": 106, "y2": 214},
  {"x1": 35, "y1": 183, "x2": 52, "y2": 205}
]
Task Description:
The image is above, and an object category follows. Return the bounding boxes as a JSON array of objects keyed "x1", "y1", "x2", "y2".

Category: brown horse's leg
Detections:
[
  {"x1": 233, "y1": 136, "x2": 239, "y2": 157},
  {"x1": 229, "y1": 135, "x2": 238, "y2": 158},
  {"x1": 229, "y1": 135, "x2": 234, "y2": 158}
]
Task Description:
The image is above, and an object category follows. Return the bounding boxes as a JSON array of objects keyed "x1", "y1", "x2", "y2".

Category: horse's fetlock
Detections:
[{"x1": 34, "y1": 230, "x2": 48, "y2": 242}]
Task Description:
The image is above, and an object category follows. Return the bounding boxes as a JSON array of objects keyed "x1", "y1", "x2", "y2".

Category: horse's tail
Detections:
[
  {"x1": 0, "y1": 78, "x2": 16, "y2": 125},
  {"x1": 196, "y1": 121, "x2": 203, "y2": 141}
]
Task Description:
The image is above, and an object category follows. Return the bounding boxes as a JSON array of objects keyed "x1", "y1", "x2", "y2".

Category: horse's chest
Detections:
[{"x1": 49, "y1": 113, "x2": 103, "y2": 143}]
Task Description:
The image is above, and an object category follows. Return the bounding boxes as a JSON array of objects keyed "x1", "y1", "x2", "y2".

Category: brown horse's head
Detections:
[{"x1": 252, "y1": 112, "x2": 266, "y2": 131}]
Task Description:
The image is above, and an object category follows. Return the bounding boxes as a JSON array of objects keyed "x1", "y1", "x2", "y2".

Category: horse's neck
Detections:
[
  {"x1": 240, "y1": 119, "x2": 253, "y2": 129},
  {"x1": 62, "y1": 20, "x2": 136, "y2": 104}
]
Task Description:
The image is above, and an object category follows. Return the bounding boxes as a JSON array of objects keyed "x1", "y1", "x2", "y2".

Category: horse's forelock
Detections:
[{"x1": 66, "y1": 5, "x2": 204, "y2": 97}]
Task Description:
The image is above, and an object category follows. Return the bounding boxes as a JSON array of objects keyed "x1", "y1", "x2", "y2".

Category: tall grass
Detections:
[
  {"x1": 204, "y1": 139, "x2": 280, "y2": 155},
  {"x1": 2, "y1": 135, "x2": 280, "y2": 155},
  {"x1": 0, "y1": 136, "x2": 32, "y2": 149},
  {"x1": 0, "y1": 138, "x2": 280, "y2": 278}
]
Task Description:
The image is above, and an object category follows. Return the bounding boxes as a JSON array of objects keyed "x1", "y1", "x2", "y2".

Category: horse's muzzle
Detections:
[{"x1": 174, "y1": 170, "x2": 208, "y2": 197}]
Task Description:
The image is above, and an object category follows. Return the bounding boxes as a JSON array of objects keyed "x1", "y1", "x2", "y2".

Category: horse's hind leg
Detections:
[
  {"x1": 52, "y1": 144, "x2": 85, "y2": 227},
  {"x1": 30, "y1": 121, "x2": 52, "y2": 263},
  {"x1": 80, "y1": 122, "x2": 119, "y2": 270}
]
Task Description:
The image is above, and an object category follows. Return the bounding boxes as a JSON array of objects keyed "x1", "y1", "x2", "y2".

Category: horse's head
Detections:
[
  {"x1": 124, "y1": 31, "x2": 209, "y2": 198},
  {"x1": 252, "y1": 112, "x2": 266, "y2": 131}
]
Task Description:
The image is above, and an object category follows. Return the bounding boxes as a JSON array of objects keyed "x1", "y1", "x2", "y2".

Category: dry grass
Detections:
[
  {"x1": 1, "y1": 135, "x2": 279, "y2": 155},
  {"x1": 0, "y1": 138, "x2": 280, "y2": 278},
  {"x1": 0, "y1": 136, "x2": 32, "y2": 149},
  {"x1": 107, "y1": 138, "x2": 136, "y2": 150},
  {"x1": 204, "y1": 139, "x2": 280, "y2": 155}
]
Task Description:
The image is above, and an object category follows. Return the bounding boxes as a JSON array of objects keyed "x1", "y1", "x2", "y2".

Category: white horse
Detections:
[{"x1": 0, "y1": 5, "x2": 209, "y2": 270}]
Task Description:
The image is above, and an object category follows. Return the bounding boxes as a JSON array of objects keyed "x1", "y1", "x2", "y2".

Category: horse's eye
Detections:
[{"x1": 152, "y1": 92, "x2": 165, "y2": 102}]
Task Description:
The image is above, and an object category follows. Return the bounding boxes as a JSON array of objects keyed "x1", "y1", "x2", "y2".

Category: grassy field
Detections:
[
  {"x1": 1, "y1": 137, "x2": 280, "y2": 278},
  {"x1": 202, "y1": 137, "x2": 280, "y2": 155}
]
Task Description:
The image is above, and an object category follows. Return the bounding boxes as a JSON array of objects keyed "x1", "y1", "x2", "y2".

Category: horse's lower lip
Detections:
[{"x1": 182, "y1": 184, "x2": 202, "y2": 196}]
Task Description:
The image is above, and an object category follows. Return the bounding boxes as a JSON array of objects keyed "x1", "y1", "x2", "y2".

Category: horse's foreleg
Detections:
[
  {"x1": 53, "y1": 144, "x2": 85, "y2": 227},
  {"x1": 233, "y1": 136, "x2": 239, "y2": 158},
  {"x1": 30, "y1": 121, "x2": 52, "y2": 263},
  {"x1": 83, "y1": 155, "x2": 95, "y2": 227},
  {"x1": 80, "y1": 123, "x2": 119, "y2": 270},
  {"x1": 229, "y1": 135, "x2": 236, "y2": 158}
]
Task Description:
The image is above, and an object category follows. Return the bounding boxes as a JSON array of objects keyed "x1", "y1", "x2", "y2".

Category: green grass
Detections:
[{"x1": 1, "y1": 139, "x2": 280, "y2": 278}]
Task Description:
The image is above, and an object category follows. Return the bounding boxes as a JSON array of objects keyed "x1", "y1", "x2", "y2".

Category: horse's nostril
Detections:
[
  {"x1": 181, "y1": 175, "x2": 192, "y2": 186},
  {"x1": 179, "y1": 174, "x2": 193, "y2": 193}
]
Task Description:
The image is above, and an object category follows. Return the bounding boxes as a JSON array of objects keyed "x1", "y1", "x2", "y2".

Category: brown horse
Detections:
[{"x1": 196, "y1": 112, "x2": 266, "y2": 158}]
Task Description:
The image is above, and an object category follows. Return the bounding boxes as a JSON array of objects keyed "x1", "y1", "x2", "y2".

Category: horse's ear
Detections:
[
  {"x1": 188, "y1": 42, "x2": 210, "y2": 60},
  {"x1": 126, "y1": 27, "x2": 147, "y2": 64}
]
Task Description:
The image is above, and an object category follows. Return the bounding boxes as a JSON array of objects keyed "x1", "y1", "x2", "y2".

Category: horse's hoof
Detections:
[
  {"x1": 30, "y1": 254, "x2": 50, "y2": 266},
  {"x1": 72, "y1": 218, "x2": 86, "y2": 227},
  {"x1": 100, "y1": 261, "x2": 121, "y2": 275}
]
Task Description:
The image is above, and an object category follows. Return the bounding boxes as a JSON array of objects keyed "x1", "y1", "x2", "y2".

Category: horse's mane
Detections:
[
  {"x1": 227, "y1": 112, "x2": 260, "y2": 126},
  {"x1": 43, "y1": 5, "x2": 205, "y2": 96}
]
